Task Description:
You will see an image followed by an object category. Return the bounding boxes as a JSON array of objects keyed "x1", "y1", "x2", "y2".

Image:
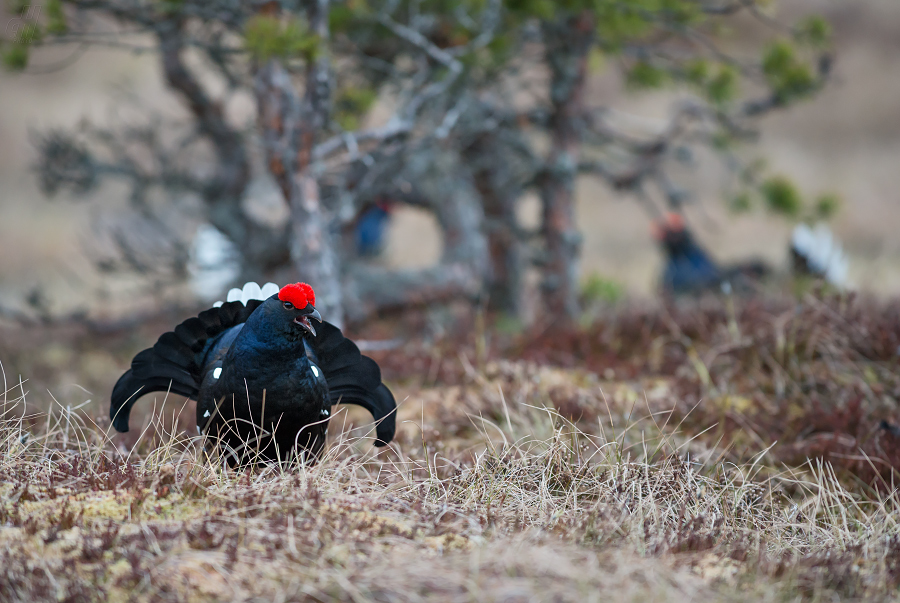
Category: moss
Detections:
[{"x1": 424, "y1": 532, "x2": 472, "y2": 552}]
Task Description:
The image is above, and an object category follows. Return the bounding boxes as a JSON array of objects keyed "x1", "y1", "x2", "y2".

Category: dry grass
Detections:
[{"x1": 3, "y1": 292, "x2": 900, "y2": 602}]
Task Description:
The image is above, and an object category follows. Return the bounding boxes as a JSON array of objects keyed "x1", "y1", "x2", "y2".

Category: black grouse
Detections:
[
  {"x1": 110, "y1": 281, "x2": 396, "y2": 464},
  {"x1": 654, "y1": 213, "x2": 769, "y2": 294},
  {"x1": 654, "y1": 214, "x2": 849, "y2": 294}
]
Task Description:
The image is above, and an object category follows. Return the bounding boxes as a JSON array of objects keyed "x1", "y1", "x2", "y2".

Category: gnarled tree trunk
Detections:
[
  {"x1": 253, "y1": 0, "x2": 344, "y2": 325},
  {"x1": 470, "y1": 135, "x2": 524, "y2": 317},
  {"x1": 538, "y1": 13, "x2": 594, "y2": 323},
  {"x1": 342, "y1": 148, "x2": 489, "y2": 323},
  {"x1": 158, "y1": 24, "x2": 291, "y2": 274}
]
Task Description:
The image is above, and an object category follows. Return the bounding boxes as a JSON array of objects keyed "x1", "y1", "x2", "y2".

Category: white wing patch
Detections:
[
  {"x1": 310, "y1": 364, "x2": 320, "y2": 378},
  {"x1": 203, "y1": 410, "x2": 211, "y2": 418},
  {"x1": 213, "y1": 367, "x2": 222, "y2": 379},
  {"x1": 213, "y1": 282, "x2": 281, "y2": 308},
  {"x1": 260, "y1": 282, "x2": 280, "y2": 298}
]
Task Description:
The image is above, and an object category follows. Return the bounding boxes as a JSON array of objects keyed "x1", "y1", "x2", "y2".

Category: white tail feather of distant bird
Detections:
[
  {"x1": 190, "y1": 226, "x2": 282, "y2": 306},
  {"x1": 791, "y1": 223, "x2": 849, "y2": 288},
  {"x1": 189, "y1": 224, "x2": 241, "y2": 300}
]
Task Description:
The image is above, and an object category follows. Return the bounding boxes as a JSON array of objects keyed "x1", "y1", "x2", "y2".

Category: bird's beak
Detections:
[{"x1": 294, "y1": 307, "x2": 322, "y2": 337}]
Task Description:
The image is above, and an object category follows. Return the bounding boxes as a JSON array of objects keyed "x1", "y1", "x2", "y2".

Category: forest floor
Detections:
[{"x1": 2, "y1": 291, "x2": 900, "y2": 602}]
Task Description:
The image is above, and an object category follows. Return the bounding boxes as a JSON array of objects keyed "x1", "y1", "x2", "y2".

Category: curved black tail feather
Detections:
[
  {"x1": 110, "y1": 299, "x2": 263, "y2": 433},
  {"x1": 308, "y1": 321, "x2": 397, "y2": 445}
]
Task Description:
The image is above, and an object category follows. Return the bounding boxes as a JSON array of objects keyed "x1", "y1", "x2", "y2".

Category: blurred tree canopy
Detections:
[{"x1": 2, "y1": 0, "x2": 832, "y2": 325}]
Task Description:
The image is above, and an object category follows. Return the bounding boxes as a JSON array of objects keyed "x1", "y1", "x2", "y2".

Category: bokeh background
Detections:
[
  {"x1": 1, "y1": 0, "x2": 899, "y2": 407},
  {"x1": 1, "y1": 0, "x2": 899, "y2": 315}
]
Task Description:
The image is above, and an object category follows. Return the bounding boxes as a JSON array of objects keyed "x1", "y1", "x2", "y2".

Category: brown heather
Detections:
[{"x1": 2, "y1": 291, "x2": 900, "y2": 602}]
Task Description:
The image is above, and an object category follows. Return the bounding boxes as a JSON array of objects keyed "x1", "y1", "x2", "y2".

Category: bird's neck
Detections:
[
  {"x1": 227, "y1": 320, "x2": 309, "y2": 368},
  {"x1": 671, "y1": 240, "x2": 707, "y2": 261}
]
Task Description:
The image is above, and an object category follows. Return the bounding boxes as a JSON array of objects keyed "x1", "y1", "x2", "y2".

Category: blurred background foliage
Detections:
[{"x1": 0, "y1": 0, "x2": 896, "y2": 329}]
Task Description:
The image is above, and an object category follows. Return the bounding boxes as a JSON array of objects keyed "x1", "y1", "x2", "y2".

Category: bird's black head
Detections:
[
  {"x1": 247, "y1": 282, "x2": 323, "y2": 345},
  {"x1": 653, "y1": 213, "x2": 695, "y2": 258}
]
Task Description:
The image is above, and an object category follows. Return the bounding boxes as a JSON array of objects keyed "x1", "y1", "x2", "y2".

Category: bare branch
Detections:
[{"x1": 375, "y1": 12, "x2": 463, "y2": 72}]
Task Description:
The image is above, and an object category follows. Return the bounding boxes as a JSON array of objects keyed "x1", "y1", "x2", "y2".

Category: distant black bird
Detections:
[
  {"x1": 654, "y1": 213, "x2": 769, "y2": 294},
  {"x1": 879, "y1": 420, "x2": 900, "y2": 438},
  {"x1": 110, "y1": 281, "x2": 396, "y2": 464}
]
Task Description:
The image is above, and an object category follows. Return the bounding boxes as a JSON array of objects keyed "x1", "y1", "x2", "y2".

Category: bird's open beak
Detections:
[{"x1": 294, "y1": 307, "x2": 322, "y2": 337}]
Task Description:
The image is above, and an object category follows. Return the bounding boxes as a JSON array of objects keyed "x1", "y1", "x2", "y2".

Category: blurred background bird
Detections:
[
  {"x1": 654, "y1": 213, "x2": 849, "y2": 295},
  {"x1": 653, "y1": 213, "x2": 769, "y2": 294},
  {"x1": 353, "y1": 199, "x2": 394, "y2": 258}
]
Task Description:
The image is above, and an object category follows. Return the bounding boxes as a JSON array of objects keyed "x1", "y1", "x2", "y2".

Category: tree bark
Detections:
[
  {"x1": 342, "y1": 148, "x2": 489, "y2": 323},
  {"x1": 483, "y1": 187, "x2": 521, "y2": 315},
  {"x1": 253, "y1": 0, "x2": 344, "y2": 325},
  {"x1": 158, "y1": 23, "x2": 290, "y2": 274},
  {"x1": 538, "y1": 13, "x2": 594, "y2": 322},
  {"x1": 471, "y1": 137, "x2": 523, "y2": 316}
]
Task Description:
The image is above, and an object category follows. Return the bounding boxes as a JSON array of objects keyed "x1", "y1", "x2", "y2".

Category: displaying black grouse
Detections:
[
  {"x1": 110, "y1": 281, "x2": 396, "y2": 464},
  {"x1": 654, "y1": 213, "x2": 849, "y2": 294},
  {"x1": 654, "y1": 213, "x2": 769, "y2": 294}
]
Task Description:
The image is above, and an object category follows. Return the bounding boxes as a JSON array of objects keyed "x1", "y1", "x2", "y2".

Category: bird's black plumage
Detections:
[
  {"x1": 655, "y1": 214, "x2": 769, "y2": 294},
  {"x1": 110, "y1": 285, "x2": 396, "y2": 464}
]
